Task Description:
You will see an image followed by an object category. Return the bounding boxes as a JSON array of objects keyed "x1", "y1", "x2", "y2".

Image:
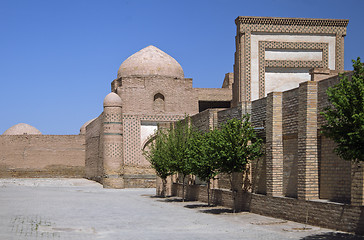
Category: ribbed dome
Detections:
[
  {"x1": 117, "y1": 45, "x2": 184, "y2": 79},
  {"x1": 3, "y1": 123, "x2": 42, "y2": 135},
  {"x1": 103, "y1": 92, "x2": 122, "y2": 107}
]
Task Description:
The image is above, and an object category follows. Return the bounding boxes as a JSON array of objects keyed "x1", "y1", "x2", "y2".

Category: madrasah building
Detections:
[{"x1": 0, "y1": 16, "x2": 351, "y2": 189}]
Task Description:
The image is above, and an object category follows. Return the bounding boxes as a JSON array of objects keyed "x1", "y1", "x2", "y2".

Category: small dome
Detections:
[
  {"x1": 3, "y1": 123, "x2": 42, "y2": 135},
  {"x1": 103, "y1": 92, "x2": 122, "y2": 107},
  {"x1": 117, "y1": 45, "x2": 184, "y2": 79},
  {"x1": 80, "y1": 118, "x2": 96, "y2": 135}
]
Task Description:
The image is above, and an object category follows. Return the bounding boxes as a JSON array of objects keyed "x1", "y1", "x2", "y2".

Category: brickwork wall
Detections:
[
  {"x1": 297, "y1": 81, "x2": 319, "y2": 200},
  {"x1": 217, "y1": 105, "x2": 243, "y2": 126},
  {"x1": 190, "y1": 109, "x2": 220, "y2": 133},
  {"x1": 283, "y1": 137, "x2": 298, "y2": 198},
  {"x1": 317, "y1": 73, "x2": 352, "y2": 203},
  {"x1": 172, "y1": 183, "x2": 364, "y2": 234},
  {"x1": 319, "y1": 136, "x2": 351, "y2": 203},
  {"x1": 266, "y1": 92, "x2": 283, "y2": 197},
  {"x1": 251, "y1": 97, "x2": 266, "y2": 139},
  {"x1": 281, "y1": 88, "x2": 299, "y2": 198},
  {"x1": 85, "y1": 114, "x2": 103, "y2": 182},
  {"x1": 0, "y1": 135, "x2": 85, "y2": 178}
]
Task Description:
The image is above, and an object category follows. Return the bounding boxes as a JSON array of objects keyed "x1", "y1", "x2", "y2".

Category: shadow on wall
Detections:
[
  {"x1": 300, "y1": 232, "x2": 364, "y2": 240},
  {"x1": 357, "y1": 208, "x2": 364, "y2": 235}
]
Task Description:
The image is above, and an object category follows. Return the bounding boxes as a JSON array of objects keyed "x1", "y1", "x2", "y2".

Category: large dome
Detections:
[
  {"x1": 117, "y1": 45, "x2": 184, "y2": 79},
  {"x1": 3, "y1": 123, "x2": 42, "y2": 135}
]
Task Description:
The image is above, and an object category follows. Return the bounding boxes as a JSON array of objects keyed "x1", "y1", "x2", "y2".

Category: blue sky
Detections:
[{"x1": 0, "y1": 0, "x2": 363, "y2": 135}]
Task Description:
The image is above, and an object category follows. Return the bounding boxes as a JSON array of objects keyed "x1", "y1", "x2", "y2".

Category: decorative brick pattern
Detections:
[
  {"x1": 235, "y1": 16, "x2": 349, "y2": 28},
  {"x1": 258, "y1": 41, "x2": 329, "y2": 98},
  {"x1": 297, "y1": 81, "x2": 319, "y2": 200},
  {"x1": 103, "y1": 105, "x2": 124, "y2": 188},
  {"x1": 335, "y1": 34, "x2": 345, "y2": 71},
  {"x1": 266, "y1": 92, "x2": 283, "y2": 196},
  {"x1": 234, "y1": 16, "x2": 348, "y2": 102},
  {"x1": 104, "y1": 143, "x2": 123, "y2": 158},
  {"x1": 123, "y1": 116, "x2": 140, "y2": 165},
  {"x1": 123, "y1": 114, "x2": 184, "y2": 166}
]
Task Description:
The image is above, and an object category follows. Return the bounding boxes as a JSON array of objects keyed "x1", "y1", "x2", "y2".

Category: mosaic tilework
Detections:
[
  {"x1": 123, "y1": 114, "x2": 185, "y2": 166},
  {"x1": 104, "y1": 142, "x2": 123, "y2": 158},
  {"x1": 258, "y1": 41, "x2": 329, "y2": 98},
  {"x1": 235, "y1": 16, "x2": 348, "y2": 101}
]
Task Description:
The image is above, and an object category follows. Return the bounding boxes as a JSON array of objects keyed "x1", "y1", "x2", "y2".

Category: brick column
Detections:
[
  {"x1": 266, "y1": 92, "x2": 283, "y2": 196},
  {"x1": 297, "y1": 81, "x2": 319, "y2": 200},
  {"x1": 351, "y1": 162, "x2": 364, "y2": 206},
  {"x1": 102, "y1": 93, "x2": 124, "y2": 189}
]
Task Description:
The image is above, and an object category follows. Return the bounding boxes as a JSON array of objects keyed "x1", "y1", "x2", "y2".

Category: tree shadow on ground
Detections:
[
  {"x1": 184, "y1": 204, "x2": 214, "y2": 209},
  {"x1": 199, "y1": 207, "x2": 234, "y2": 214},
  {"x1": 155, "y1": 197, "x2": 194, "y2": 203},
  {"x1": 300, "y1": 232, "x2": 364, "y2": 240}
]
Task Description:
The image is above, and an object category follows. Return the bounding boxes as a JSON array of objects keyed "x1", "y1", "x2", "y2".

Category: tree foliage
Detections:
[
  {"x1": 145, "y1": 114, "x2": 263, "y2": 207},
  {"x1": 321, "y1": 57, "x2": 364, "y2": 162},
  {"x1": 215, "y1": 116, "x2": 263, "y2": 174},
  {"x1": 144, "y1": 129, "x2": 172, "y2": 180}
]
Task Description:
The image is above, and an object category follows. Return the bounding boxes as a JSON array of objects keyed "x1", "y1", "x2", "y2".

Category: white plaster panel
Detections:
[
  {"x1": 265, "y1": 68, "x2": 311, "y2": 94},
  {"x1": 265, "y1": 49, "x2": 323, "y2": 61},
  {"x1": 140, "y1": 122, "x2": 158, "y2": 145},
  {"x1": 250, "y1": 33, "x2": 336, "y2": 100}
]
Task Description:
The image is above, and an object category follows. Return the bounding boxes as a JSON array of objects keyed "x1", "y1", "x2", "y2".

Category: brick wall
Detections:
[
  {"x1": 217, "y1": 105, "x2": 243, "y2": 126},
  {"x1": 319, "y1": 136, "x2": 351, "y2": 203},
  {"x1": 170, "y1": 72, "x2": 363, "y2": 233},
  {"x1": 0, "y1": 135, "x2": 85, "y2": 178},
  {"x1": 190, "y1": 109, "x2": 220, "y2": 133},
  {"x1": 85, "y1": 114, "x2": 103, "y2": 182},
  {"x1": 172, "y1": 183, "x2": 364, "y2": 234},
  {"x1": 317, "y1": 73, "x2": 352, "y2": 203}
]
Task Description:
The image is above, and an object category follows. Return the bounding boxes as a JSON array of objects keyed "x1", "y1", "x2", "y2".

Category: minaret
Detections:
[{"x1": 102, "y1": 92, "x2": 124, "y2": 188}]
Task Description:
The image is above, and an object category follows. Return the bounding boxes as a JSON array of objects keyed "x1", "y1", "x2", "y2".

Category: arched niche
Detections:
[{"x1": 153, "y1": 93, "x2": 165, "y2": 112}]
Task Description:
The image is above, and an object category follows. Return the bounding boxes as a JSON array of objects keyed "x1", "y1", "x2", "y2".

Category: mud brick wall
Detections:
[
  {"x1": 85, "y1": 114, "x2": 103, "y2": 182},
  {"x1": 0, "y1": 135, "x2": 85, "y2": 178}
]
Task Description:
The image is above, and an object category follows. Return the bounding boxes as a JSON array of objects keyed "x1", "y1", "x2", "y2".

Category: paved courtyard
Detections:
[{"x1": 0, "y1": 178, "x2": 363, "y2": 240}]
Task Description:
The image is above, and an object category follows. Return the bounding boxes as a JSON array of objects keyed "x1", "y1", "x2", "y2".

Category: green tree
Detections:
[
  {"x1": 188, "y1": 129, "x2": 220, "y2": 206},
  {"x1": 168, "y1": 120, "x2": 194, "y2": 201},
  {"x1": 321, "y1": 58, "x2": 364, "y2": 162},
  {"x1": 215, "y1": 116, "x2": 263, "y2": 212},
  {"x1": 143, "y1": 129, "x2": 172, "y2": 197}
]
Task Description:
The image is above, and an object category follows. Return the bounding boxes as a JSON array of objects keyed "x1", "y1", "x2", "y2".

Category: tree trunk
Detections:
[
  {"x1": 229, "y1": 174, "x2": 236, "y2": 213},
  {"x1": 162, "y1": 178, "x2": 167, "y2": 197},
  {"x1": 182, "y1": 174, "x2": 186, "y2": 202},
  {"x1": 207, "y1": 180, "x2": 210, "y2": 206}
]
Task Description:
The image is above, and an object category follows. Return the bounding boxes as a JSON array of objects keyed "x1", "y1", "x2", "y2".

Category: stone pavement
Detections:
[{"x1": 0, "y1": 178, "x2": 363, "y2": 240}]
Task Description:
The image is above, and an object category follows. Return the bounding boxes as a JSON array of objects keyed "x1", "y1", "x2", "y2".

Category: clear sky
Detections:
[{"x1": 0, "y1": 0, "x2": 363, "y2": 135}]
